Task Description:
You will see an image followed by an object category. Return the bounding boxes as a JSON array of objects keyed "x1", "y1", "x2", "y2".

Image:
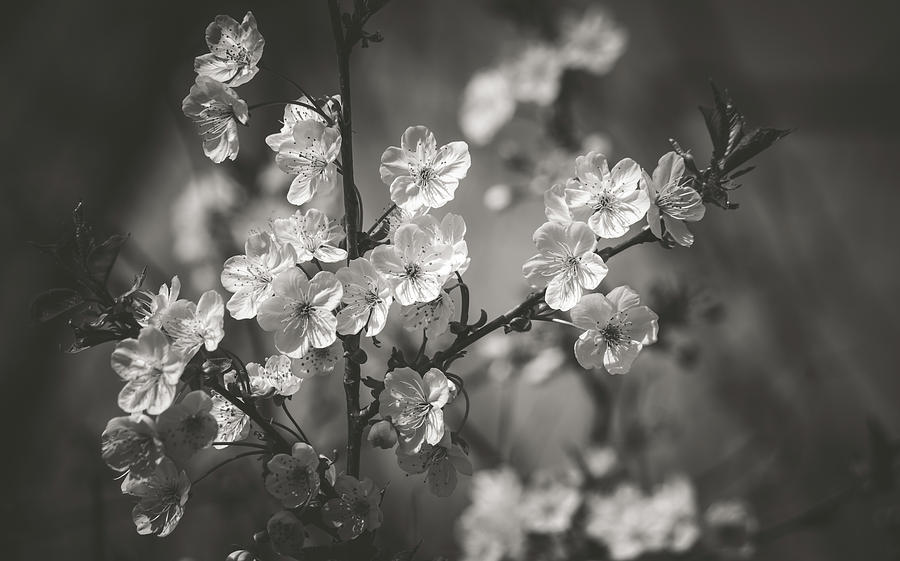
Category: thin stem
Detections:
[
  {"x1": 533, "y1": 317, "x2": 581, "y2": 329},
  {"x1": 211, "y1": 441, "x2": 268, "y2": 449},
  {"x1": 258, "y1": 64, "x2": 335, "y2": 125},
  {"x1": 271, "y1": 420, "x2": 303, "y2": 442},
  {"x1": 247, "y1": 100, "x2": 326, "y2": 115},
  {"x1": 366, "y1": 204, "x2": 397, "y2": 236},
  {"x1": 193, "y1": 450, "x2": 264, "y2": 485},
  {"x1": 281, "y1": 401, "x2": 310, "y2": 444},
  {"x1": 209, "y1": 381, "x2": 291, "y2": 452}
]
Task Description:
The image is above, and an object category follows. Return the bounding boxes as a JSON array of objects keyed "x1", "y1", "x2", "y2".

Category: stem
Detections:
[
  {"x1": 281, "y1": 401, "x2": 310, "y2": 444},
  {"x1": 366, "y1": 204, "x2": 397, "y2": 236},
  {"x1": 209, "y1": 381, "x2": 291, "y2": 452},
  {"x1": 193, "y1": 450, "x2": 264, "y2": 485}
]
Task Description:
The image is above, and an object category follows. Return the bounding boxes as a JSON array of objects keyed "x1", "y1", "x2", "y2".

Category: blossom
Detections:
[
  {"x1": 459, "y1": 69, "x2": 516, "y2": 145},
  {"x1": 370, "y1": 223, "x2": 453, "y2": 306},
  {"x1": 290, "y1": 340, "x2": 342, "y2": 378},
  {"x1": 396, "y1": 430, "x2": 472, "y2": 497},
  {"x1": 411, "y1": 212, "x2": 469, "y2": 275},
  {"x1": 520, "y1": 478, "x2": 582, "y2": 534},
  {"x1": 265, "y1": 95, "x2": 341, "y2": 151},
  {"x1": 246, "y1": 354, "x2": 302, "y2": 396},
  {"x1": 210, "y1": 391, "x2": 250, "y2": 449},
  {"x1": 111, "y1": 327, "x2": 185, "y2": 415},
  {"x1": 100, "y1": 415, "x2": 165, "y2": 482},
  {"x1": 564, "y1": 152, "x2": 648, "y2": 238},
  {"x1": 161, "y1": 290, "x2": 225, "y2": 359},
  {"x1": 265, "y1": 442, "x2": 321, "y2": 509},
  {"x1": 257, "y1": 269, "x2": 342, "y2": 358},
  {"x1": 504, "y1": 43, "x2": 565, "y2": 106},
  {"x1": 399, "y1": 290, "x2": 455, "y2": 338},
  {"x1": 367, "y1": 420, "x2": 398, "y2": 449},
  {"x1": 122, "y1": 459, "x2": 191, "y2": 537},
  {"x1": 544, "y1": 183, "x2": 573, "y2": 223},
  {"x1": 335, "y1": 257, "x2": 393, "y2": 337},
  {"x1": 570, "y1": 286, "x2": 658, "y2": 374},
  {"x1": 275, "y1": 121, "x2": 342, "y2": 206},
  {"x1": 267, "y1": 510, "x2": 305, "y2": 557},
  {"x1": 457, "y1": 468, "x2": 526, "y2": 561},
  {"x1": 522, "y1": 221, "x2": 609, "y2": 311},
  {"x1": 221, "y1": 231, "x2": 296, "y2": 320},
  {"x1": 321, "y1": 475, "x2": 383, "y2": 541},
  {"x1": 380, "y1": 126, "x2": 471, "y2": 211},
  {"x1": 702, "y1": 500, "x2": 758, "y2": 560},
  {"x1": 182, "y1": 76, "x2": 249, "y2": 163},
  {"x1": 645, "y1": 152, "x2": 706, "y2": 247},
  {"x1": 559, "y1": 7, "x2": 628, "y2": 75},
  {"x1": 379, "y1": 367, "x2": 450, "y2": 453},
  {"x1": 157, "y1": 390, "x2": 219, "y2": 465},
  {"x1": 134, "y1": 276, "x2": 181, "y2": 328},
  {"x1": 272, "y1": 208, "x2": 347, "y2": 264},
  {"x1": 194, "y1": 12, "x2": 265, "y2": 87}
]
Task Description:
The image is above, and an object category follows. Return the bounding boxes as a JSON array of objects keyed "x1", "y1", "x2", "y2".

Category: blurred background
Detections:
[{"x1": 3, "y1": 1, "x2": 900, "y2": 560}]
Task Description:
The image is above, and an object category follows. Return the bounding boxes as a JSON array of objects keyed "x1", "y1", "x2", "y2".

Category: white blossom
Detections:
[
  {"x1": 111, "y1": 327, "x2": 185, "y2": 415},
  {"x1": 246, "y1": 354, "x2": 302, "y2": 396},
  {"x1": 182, "y1": 76, "x2": 248, "y2": 163},
  {"x1": 645, "y1": 152, "x2": 706, "y2": 247},
  {"x1": 459, "y1": 69, "x2": 516, "y2": 145},
  {"x1": 122, "y1": 459, "x2": 191, "y2": 537},
  {"x1": 194, "y1": 12, "x2": 265, "y2": 87},
  {"x1": 161, "y1": 290, "x2": 226, "y2": 359},
  {"x1": 564, "y1": 152, "x2": 649, "y2": 239},
  {"x1": 221, "y1": 231, "x2": 296, "y2": 320},
  {"x1": 273, "y1": 208, "x2": 347, "y2": 264},
  {"x1": 379, "y1": 367, "x2": 450, "y2": 453},
  {"x1": 370, "y1": 223, "x2": 453, "y2": 306},
  {"x1": 335, "y1": 257, "x2": 393, "y2": 337},
  {"x1": 275, "y1": 121, "x2": 342, "y2": 206},
  {"x1": 399, "y1": 290, "x2": 455, "y2": 338}
]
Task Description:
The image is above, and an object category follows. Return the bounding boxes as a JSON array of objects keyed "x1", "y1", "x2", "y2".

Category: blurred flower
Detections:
[
  {"x1": 565, "y1": 152, "x2": 648, "y2": 239},
  {"x1": 226, "y1": 551, "x2": 256, "y2": 561},
  {"x1": 321, "y1": 475, "x2": 383, "y2": 541},
  {"x1": 559, "y1": 7, "x2": 628, "y2": 75},
  {"x1": 210, "y1": 391, "x2": 250, "y2": 449},
  {"x1": 194, "y1": 12, "x2": 264, "y2": 87},
  {"x1": 157, "y1": 390, "x2": 219, "y2": 466},
  {"x1": 101, "y1": 414, "x2": 165, "y2": 482},
  {"x1": 459, "y1": 68, "x2": 516, "y2": 145},
  {"x1": 522, "y1": 221, "x2": 608, "y2": 311},
  {"x1": 182, "y1": 76, "x2": 249, "y2": 163},
  {"x1": 520, "y1": 477, "x2": 582, "y2": 534},
  {"x1": 483, "y1": 184, "x2": 516, "y2": 212},
  {"x1": 257, "y1": 269, "x2": 342, "y2": 358},
  {"x1": 221, "y1": 231, "x2": 296, "y2": 320},
  {"x1": 367, "y1": 420, "x2": 398, "y2": 449},
  {"x1": 135, "y1": 276, "x2": 181, "y2": 329},
  {"x1": 457, "y1": 468, "x2": 525, "y2": 561},
  {"x1": 162, "y1": 290, "x2": 226, "y2": 359},
  {"x1": 584, "y1": 476, "x2": 699, "y2": 560},
  {"x1": 645, "y1": 152, "x2": 706, "y2": 247},
  {"x1": 582, "y1": 446, "x2": 619, "y2": 479},
  {"x1": 111, "y1": 327, "x2": 185, "y2": 415},
  {"x1": 265, "y1": 95, "x2": 341, "y2": 151},
  {"x1": 370, "y1": 223, "x2": 453, "y2": 305},
  {"x1": 273, "y1": 208, "x2": 347, "y2": 264},
  {"x1": 411, "y1": 212, "x2": 470, "y2": 275},
  {"x1": 246, "y1": 354, "x2": 302, "y2": 396},
  {"x1": 478, "y1": 322, "x2": 569, "y2": 384},
  {"x1": 399, "y1": 290, "x2": 455, "y2": 338},
  {"x1": 571, "y1": 286, "x2": 658, "y2": 374},
  {"x1": 265, "y1": 442, "x2": 320, "y2": 509},
  {"x1": 335, "y1": 257, "x2": 393, "y2": 337},
  {"x1": 380, "y1": 126, "x2": 471, "y2": 211},
  {"x1": 122, "y1": 458, "x2": 191, "y2": 537},
  {"x1": 275, "y1": 121, "x2": 342, "y2": 206},
  {"x1": 380, "y1": 367, "x2": 451, "y2": 453},
  {"x1": 267, "y1": 510, "x2": 305, "y2": 557},
  {"x1": 396, "y1": 430, "x2": 472, "y2": 497},
  {"x1": 703, "y1": 499, "x2": 758, "y2": 560},
  {"x1": 290, "y1": 340, "x2": 342, "y2": 378},
  {"x1": 505, "y1": 43, "x2": 565, "y2": 106}
]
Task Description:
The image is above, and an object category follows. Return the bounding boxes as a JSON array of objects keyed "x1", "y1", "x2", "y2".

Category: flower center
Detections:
[
  {"x1": 412, "y1": 165, "x2": 437, "y2": 187},
  {"x1": 364, "y1": 291, "x2": 381, "y2": 306},
  {"x1": 404, "y1": 263, "x2": 422, "y2": 279},
  {"x1": 599, "y1": 313, "x2": 631, "y2": 346},
  {"x1": 591, "y1": 193, "x2": 615, "y2": 212}
]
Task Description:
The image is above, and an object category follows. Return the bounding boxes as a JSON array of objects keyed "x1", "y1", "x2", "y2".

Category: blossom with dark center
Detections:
[
  {"x1": 272, "y1": 208, "x2": 347, "y2": 264},
  {"x1": 221, "y1": 231, "x2": 296, "y2": 320},
  {"x1": 645, "y1": 151, "x2": 706, "y2": 247},
  {"x1": 370, "y1": 223, "x2": 452, "y2": 306},
  {"x1": 122, "y1": 459, "x2": 191, "y2": 537},
  {"x1": 182, "y1": 76, "x2": 249, "y2": 163},
  {"x1": 275, "y1": 121, "x2": 342, "y2": 206},
  {"x1": 100, "y1": 415, "x2": 165, "y2": 484},
  {"x1": 379, "y1": 367, "x2": 451, "y2": 453},
  {"x1": 321, "y1": 475, "x2": 383, "y2": 541},
  {"x1": 265, "y1": 443, "x2": 321, "y2": 509},
  {"x1": 111, "y1": 327, "x2": 185, "y2": 415},
  {"x1": 335, "y1": 257, "x2": 393, "y2": 337},
  {"x1": 194, "y1": 12, "x2": 265, "y2": 87},
  {"x1": 161, "y1": 290, "x2": 225, "y2": 360}
]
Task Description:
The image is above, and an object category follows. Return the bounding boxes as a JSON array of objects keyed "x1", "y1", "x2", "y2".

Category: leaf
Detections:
[
  {"x1": 721, "y1": 127, "x2": 791, "y2": 174},
  {"x1": 88, "y1": 233, "x2": 128, "y2": 283},
  {"x1": 30, "y1": 288, "x2": 85, "y2": 323}
]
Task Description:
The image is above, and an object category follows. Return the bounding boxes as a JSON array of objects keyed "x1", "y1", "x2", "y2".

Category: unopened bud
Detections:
[{"x1": 368, "y1": 420, "x2": 398, "y2": 449}]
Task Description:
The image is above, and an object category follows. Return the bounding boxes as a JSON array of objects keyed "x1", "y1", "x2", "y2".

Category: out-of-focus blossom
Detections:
[
  {"x1": 380, "y1": 126, "x2": 471, "y2": 211},
  {"x1": 210, "y1": 391, "x2": 250, "y2": 449},
  {"x1": 290, "y1": 340, "x2": 342, "y2": 378},
  {"x1": 520, "y1": 477, "x2": 582, "y2": 534},
  {"x1": 584, "y1": 476, "x2": 699, "y2": 560},
  {"x1": 565, "y1": 152, "x2": 648, "y2": 239},
  {"x1": 265, "y1": 443, "x2": 320, "y2": 509},
  {"x1": 459, "y1": 69, "x2": 516, "y2": 145},
  {"x1": 411, "y1": 212, "x2": 470, "y2": 275},
  {"x1": 321, "y1": 475, "x2": 383, "y2": 541},
  {"x1": 335, "y1": 257, "x2": 393, "y2": 337},
  {"x1": 266, "y1": 95, "x2": 341, "y2": 151},
  {"x1": 221, "y1": 231, "x2": 296, "y2": 320},
  {"x1": 246, "y1": 354, "x2": 302, "y2": 396},
  {"x1": 582, "y1": 446, "x2": 619, "y2": 479},
  {"x1": 505, "y1": 43, "x2": 565, "y2": 106},
  {"x1": 396, "y1": 430, "x2": 472, "y2": 497},
  {"x1": 371, "y1": 223, "x2": 453, "y2": 306},
  {"x1": 226, "y1": 550, "x2": 256, "y2": 561},
  {"x1": 122, "y1": 459, "x2": 191, "y2": 537},
  {"x1": 483, "y1": 183, "x2": 517, "y2": 212},
  {"x1": 194, "y1": 12, "x2": 264, "y2": 87},
  {"x1": 379, "y1": 367, "x2": 450, "y2": 453},
  {"x1": 522, "y1": 221, "x2": 608, "y2": 311},
  {"x1": 367, "y1": 420, "x2": 398, "y2": 449},
  {"x1": 182, "y1": 76, "x2": 249, "y2": 163},
  {"x1": 457, "y1": 468, "x2": 526, "y2": 561},
  {"x1": 571, "y1": 286, "x2": 658, "y2": 374},
  {"x1": 703, "y1": 500, "x2": 758, "y2": 560},
  {"x1": 135, "y1": 276, "x2": 181, "y2": 328},
  {"x1": 399, "y1": 290, "x2": 455, "y2": 338},
  {"x1": 111, "y1": 327, "x2": 185, "y2": 415},
  {"x1": 162, "y1": 290, "x2": 226, "y2": 359},
  {"x1": 645, "y1": 152, "x2": 706, "y2": 247},
  {"x1": 273, "y1": 208, "x2": 347, "y2": 264},
  {"x1": 267, "y1": 510, "x2": 305, "y2": 557},
  {"x1": 157, "y1": 390, "x2": 218, "y2": 466},
  {"x1": 275, "y1": 121, "x2": 342, "y2": 206},
  {"x1": 559, "y1": 7, "x2": 628, "y2": 75},
  {"x1": 257, "y1": 269, "x2": 342, "y2": 358},
  {"x1": 101, "y1": 415, "x2": 165, "y2": 482},
  {"x1": 478, "y1": 323, "x2": 569, "y2": 384}
]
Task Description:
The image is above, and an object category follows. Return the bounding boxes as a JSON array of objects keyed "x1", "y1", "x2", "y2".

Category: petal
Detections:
[
  {"x1": 546, "y1": 275, "x2": 583, "y2": 311},
  {"x1": 606, "y1": 285, "x2": 641, "y2": 312},
  {"x1": 570, "y1": 293, "x2": 615, "y2": 330},
  {"x1": 432, "y1": 141, "x2": 471, "y2": 181},
  {"x1": 574, "y1": 253, "x2": 608, "y2": 290},
  {"x1": 574, "y1": 332, "x2": 605, "y2": 369},
  {"x1": 663, "y1": 215, "x2": 695, "y2": 247},
  {"x1": 306, "y1": 309, "x2": 338, "y2": 348},
  {"x1": 603, "y1": 341, "x2": 643, "y2": 374},
  {"x1": 308, "y1": 271, "x2": 343, "y2": 310},
  {"x1": 651, "y1": 151, "x2": 685, "y2": 192}
]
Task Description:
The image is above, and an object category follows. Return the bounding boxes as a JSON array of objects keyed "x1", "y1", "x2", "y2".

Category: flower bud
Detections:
[
  {"x1": 367, "y1": 420, "x2": 398, "y2": 449},
  {"x1": 226, "y1": 550, "x2": 256, "y2": 561}
]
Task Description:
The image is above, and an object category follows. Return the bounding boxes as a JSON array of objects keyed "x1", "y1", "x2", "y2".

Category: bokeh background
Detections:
[{"x1": 3, "y1": 1, "x2": 900, "y2": 560}]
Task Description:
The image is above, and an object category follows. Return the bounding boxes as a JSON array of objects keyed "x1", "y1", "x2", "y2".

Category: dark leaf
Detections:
[
  {"x1": 728, "y1": 166, "x2": 756, "y2": 180},
  {"x1": 31, "y1": 288, "x2": 85, "y2": 323},
  {"x1": 88, "y1": 234, "x2": 128, "y2": 283},
  {"x1": 721, "y1": 127, "x2": 791, "y2": 174}
]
